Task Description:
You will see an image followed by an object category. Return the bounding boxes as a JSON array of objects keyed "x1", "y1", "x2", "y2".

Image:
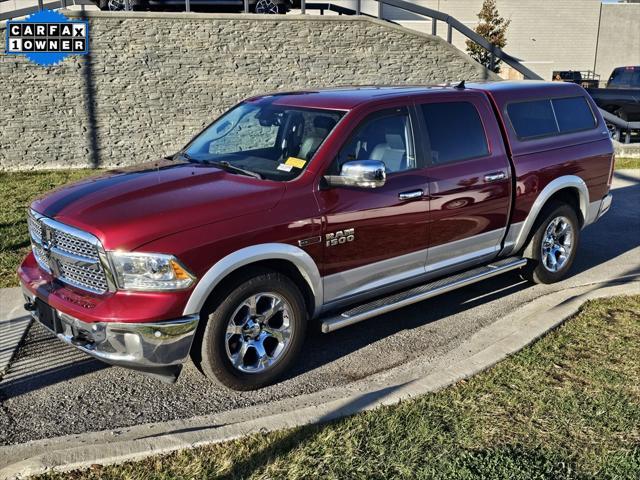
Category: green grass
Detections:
[
  {"x1": 0, "y1": 170, "x2": 99, "y2": 288},
  {"x1": 41, "y1": 295, "x2": 640, "y2": 480},
  {"x1": 616, "y1": 157, "x2": 639, "y2": 170}
]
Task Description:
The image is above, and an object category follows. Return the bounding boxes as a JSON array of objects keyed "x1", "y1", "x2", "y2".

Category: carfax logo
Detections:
[{"x1": 5, "y1": 9, "x2": 88, "y2": 66}]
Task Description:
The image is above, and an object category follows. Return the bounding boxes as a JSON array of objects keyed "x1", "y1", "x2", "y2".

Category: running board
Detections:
[{"x1": 321, "y1": 257, "x2": 528, "y2": 333}]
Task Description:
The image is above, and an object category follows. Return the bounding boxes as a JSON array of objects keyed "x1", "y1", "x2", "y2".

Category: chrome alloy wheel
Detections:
[
  {"x1": 541, "y1": 216, "x2": 574, "y2": 272},
  {"x1": 225, "y1": 293, "x2": 293, "y2": 373},
  {"x1": 255, "y1": 0, "x2": 280, "y2": 14},
  {"x1": 107, "y1": 0, "x2": 126, "y2": 10}
]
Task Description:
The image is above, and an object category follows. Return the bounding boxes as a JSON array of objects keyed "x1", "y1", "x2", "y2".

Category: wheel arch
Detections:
[
  {"x1": 510, "y1": 175, "x2": 589, "y2": 256},
  {"x1": 183, "y1": 243, "x2": 322, "y2": 318}
]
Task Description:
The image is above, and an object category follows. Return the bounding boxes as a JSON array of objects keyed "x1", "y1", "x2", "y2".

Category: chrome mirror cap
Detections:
[{"x1": 324, "y1": 160, "x2": 386, "y2": 188}]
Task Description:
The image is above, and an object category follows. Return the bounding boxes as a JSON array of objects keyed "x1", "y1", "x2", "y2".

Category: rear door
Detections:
[{"x1": 414, "y1": 91, "x2": 512, "y2": 274}]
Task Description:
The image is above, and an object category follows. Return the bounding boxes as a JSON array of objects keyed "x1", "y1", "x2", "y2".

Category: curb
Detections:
[
  {"x1": 0, "y1": 278, "x2": 638, "y2": 479},
  {"x1": 0, "y1": 288, "x2": 30, "y2": 379}
]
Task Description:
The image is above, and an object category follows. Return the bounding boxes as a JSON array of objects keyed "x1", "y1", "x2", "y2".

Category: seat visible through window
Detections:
[{"x1": 332, "y1": 109, "x2": 415, "y2": 174}]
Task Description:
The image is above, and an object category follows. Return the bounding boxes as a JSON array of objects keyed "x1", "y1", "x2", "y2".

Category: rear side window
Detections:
[
  {"x1": 507, "y1": 96, "x2": 596, "y2": 140},
  {"x1": 552, "y1": 97, "x2": 596, "y2": 133},
  {"x1": 420, "y1": 102, "x2": 489, "y2": 165},
  {"x1": 507, "y1": 100, "x2": 557, "y2": 139}
]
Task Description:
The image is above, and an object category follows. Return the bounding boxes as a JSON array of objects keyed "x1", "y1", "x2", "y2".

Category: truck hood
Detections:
[{"x1": 31, "y1": 160, "x2": 286, "y2": 251}]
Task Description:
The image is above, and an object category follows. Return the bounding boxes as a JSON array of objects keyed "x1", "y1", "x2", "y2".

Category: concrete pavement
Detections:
[{"x1": 0, "y1": 289, "x2": 29, "y2": 379}]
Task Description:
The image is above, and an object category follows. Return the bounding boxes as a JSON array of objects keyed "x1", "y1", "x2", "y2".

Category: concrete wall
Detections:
[
  {"x1": 0, "y1": 11, "x2": 493, "y2": 170},
  {"x1": 595, "y1": 3, "x2": 640, "y2": 83},
  {"x1": 340, "y1": 0, "x2": 638, "y2": 82}
]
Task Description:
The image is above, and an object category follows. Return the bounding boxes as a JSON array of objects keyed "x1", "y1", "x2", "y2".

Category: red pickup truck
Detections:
[{"x1": 19, "y1": 81, "x2": 614, "y2": 390}]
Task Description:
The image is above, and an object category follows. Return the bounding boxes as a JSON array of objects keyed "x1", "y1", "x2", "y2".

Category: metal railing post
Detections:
[
  {"x1": 185, "y1": 0, "x2": 190, "y2": 12},
  {"x1": 356, "y1": 0, "x2": 361, "y2": 15},
  {"x1": 244, "y1": 0, "x2": 249, "y2": 13},
  {"x1": 60, "y1": 0, "x2": 67, "y2": 9},
  {"x1": 38, "y1": 0, "x2": 44, "y2": 10},
  {"x1": 431, "y1": 18, "x2": 437, "y2": 36},
  {"x1": 124, "y1": 0, "x2": 131, "y2": 10},
  {"x1": 378, "y1": 1, "x2": 383, "y2": 18},
  {"x1": 301, "y1": 0, "x2": 306, "y2": 14},
  {"x1": 446, "y1": 22, "x2": 452, "y2": 43},
  {"x1": 489, "y1": 44, "x2": 496, "y2": 71}
]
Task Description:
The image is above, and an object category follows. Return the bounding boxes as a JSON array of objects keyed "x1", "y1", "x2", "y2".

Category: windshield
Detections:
[{"x1": 183, "y1": 99, "x2": 344, "y2": 181}]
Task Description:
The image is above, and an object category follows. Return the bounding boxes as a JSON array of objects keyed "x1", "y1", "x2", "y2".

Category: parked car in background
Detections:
[
  {"x1": 20, "y1": 82, "x2": 614, "y2": 390},
  {"x1": 586, "y1": 66, "x2": 640, "y2": 122},
  {"x1": 96, "y1": 0, "x2": 293, "y2": 13},
  {"x1": 586, "y1": 66, "x2": 640, "y2": 142},
  {"x1": 551, "y1": 70, "x2": 600, "y2": 89}
]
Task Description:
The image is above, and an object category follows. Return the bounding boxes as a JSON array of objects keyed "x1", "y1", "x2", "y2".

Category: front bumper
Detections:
[{"x1": 22, "y1": 288, "x2": 199, "y2": 383}]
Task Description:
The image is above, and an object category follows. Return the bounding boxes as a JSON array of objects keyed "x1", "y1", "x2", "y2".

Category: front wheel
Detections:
[
  {"x1": 194, "y1": 270, "x2": 307, "y2": 390},
  {"x1": 521, "y1": 202, "x2": 580, "y2": 284}
]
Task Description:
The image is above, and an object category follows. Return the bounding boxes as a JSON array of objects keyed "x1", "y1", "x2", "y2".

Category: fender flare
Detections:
[
  {"x1": 511, "y1": 175, "x2": 589, "y2": 255},
  {"x1": 182, "y1": 243, "x2": 323, "y2": 317}
]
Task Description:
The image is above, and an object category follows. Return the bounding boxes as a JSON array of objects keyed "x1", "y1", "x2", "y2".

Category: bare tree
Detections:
[{"x1": 466, "y1": 0, "x2": 511, "y2": 74}]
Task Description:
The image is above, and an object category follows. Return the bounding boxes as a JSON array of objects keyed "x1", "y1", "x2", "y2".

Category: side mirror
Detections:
[{"x1": 324, "y1": 160, "x2": 386, "y2": 189}]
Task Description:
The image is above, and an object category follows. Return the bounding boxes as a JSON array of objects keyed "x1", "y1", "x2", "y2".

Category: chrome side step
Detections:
[{"x1": 320, "y1": 257, "x2": 528, "y2": 333}]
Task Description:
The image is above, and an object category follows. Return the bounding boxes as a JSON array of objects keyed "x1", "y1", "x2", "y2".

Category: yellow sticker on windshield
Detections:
[{"x1": 285, "y1": 157, "x2": 307, "y2": 169}]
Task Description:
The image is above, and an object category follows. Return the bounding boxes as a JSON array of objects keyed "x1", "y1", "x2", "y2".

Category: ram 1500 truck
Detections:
[{"x1": 19, "y1": 81, "x2": 615, "y2": 390}]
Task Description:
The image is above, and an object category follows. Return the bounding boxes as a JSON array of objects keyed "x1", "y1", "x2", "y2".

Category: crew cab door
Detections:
[
  {"x1": 414, "y1": 92, "x2": 512, "y2": 274},
  {"x1": 316, "y1": 104, "x2": 430, "y2": 304}
]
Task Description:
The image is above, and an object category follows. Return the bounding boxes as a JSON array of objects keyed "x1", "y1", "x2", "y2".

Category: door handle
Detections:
[
  {"x1": 398, "y1": 189, "x2": 424, "y2": 201},
  {"x1": 484, "y1": 171, "x2": 506, "y2": 183}
]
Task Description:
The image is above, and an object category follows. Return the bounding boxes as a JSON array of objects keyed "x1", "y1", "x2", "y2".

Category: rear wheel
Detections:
[
  {"x1": 194, "y1": 270, "x2": 307, "y2": 390},
  {"x1": 521, "y1": 202, "x2": 580, "y2": 284}
]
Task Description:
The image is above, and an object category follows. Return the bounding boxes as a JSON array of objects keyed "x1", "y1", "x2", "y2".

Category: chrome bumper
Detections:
[{"x1": 22, "y1": 290, "x2": 199, "y2": 382}]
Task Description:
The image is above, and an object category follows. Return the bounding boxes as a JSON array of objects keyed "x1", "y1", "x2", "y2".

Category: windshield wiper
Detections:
[
  {"x1": 204, "y1": 160, "x2": 263, "y2": 179},
  {"x1": 174, "y1": 153, "x2": 262, "y2": 179}
]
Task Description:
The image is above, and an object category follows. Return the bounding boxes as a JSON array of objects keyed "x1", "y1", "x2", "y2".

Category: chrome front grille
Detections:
[
  {"x1": 27, "y1": 210, "x2": 112, "y2": 294},
  {"x1": 53, "y1": 229, "x2": 100, "y2": 260}
]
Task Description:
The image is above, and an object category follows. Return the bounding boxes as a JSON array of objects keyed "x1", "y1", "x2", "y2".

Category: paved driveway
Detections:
[{"x1": 1, "y1": 171, "x2": 638, "y2": 446}]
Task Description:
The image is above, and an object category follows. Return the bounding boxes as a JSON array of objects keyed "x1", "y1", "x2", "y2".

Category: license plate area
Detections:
[{"x1": 35, "y1": 298, "x2": 62, "y2": 334}]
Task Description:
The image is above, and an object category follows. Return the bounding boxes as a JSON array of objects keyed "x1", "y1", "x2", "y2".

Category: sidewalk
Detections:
[{"x1": 0, "y1": 288, "x2": 30, "y2": 379}]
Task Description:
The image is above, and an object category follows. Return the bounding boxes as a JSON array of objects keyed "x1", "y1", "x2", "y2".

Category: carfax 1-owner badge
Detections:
[{"x1": 5, "y1": 9, "x2": 88, "y2": 66}]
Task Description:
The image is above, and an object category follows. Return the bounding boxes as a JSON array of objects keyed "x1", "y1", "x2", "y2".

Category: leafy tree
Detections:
[{"x1": 466, "y1": 0, "x2": 511, "y2": 73}]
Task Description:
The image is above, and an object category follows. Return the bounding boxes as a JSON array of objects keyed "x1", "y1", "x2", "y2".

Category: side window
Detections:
[
  {"x1": 420, "y1": 102, "x2": 489, "y2": 165},
  {"x1": 507, "y1": 96, "x2": 597, "y2": 140},
  {"x1": 506, "y1": 99, "x2": 557, "y2": 139},
  {"x1": 552, "y1": 97, "x2": 596, "y2": 133},
  {"x1": 331, "y1": 108, "x2": 416, "y2": 175}
]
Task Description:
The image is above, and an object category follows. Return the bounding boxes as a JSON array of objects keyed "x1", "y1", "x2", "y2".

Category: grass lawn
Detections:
[
  {"x1": 40, "y1": 295, "x2": 640, "y2": 480},
  {"x1": 616, "y1": 157, "x2": 639, "y2": 170}
]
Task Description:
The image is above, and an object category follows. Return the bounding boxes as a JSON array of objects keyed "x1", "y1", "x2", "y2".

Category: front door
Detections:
[
  {"x1": 414, "y1": 92, "x2": 512, "y2": 274},
  {"x1": 316, "y1": 105, "x2": 431, "y2": 304}
]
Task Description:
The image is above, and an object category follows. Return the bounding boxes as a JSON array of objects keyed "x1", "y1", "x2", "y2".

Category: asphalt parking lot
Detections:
[{"x1": 1, "y1": 171, "x2": 638, "y2": 447}]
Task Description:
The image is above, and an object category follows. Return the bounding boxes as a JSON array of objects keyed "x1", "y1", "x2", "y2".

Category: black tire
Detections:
[
  {"x1": 98, "y1": 0, "x2": 143, "y2": 10},
  {"x1": 193, "y1": 270, "x2": 307, "y2": 390},
  {"x1": 520, "y1": 202, "x2": 580, "y2": 284},
  {"x1": 253, "y1": 0, "x2": 287, "y2": 14}
]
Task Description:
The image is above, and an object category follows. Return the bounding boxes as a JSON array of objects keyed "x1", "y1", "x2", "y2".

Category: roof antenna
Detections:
[{"x1": 454, "y1": 80, "x2": 466, "y2": 89}]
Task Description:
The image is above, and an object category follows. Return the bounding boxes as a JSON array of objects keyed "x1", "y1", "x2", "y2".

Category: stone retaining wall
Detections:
[{"x1": 0, "y1": 11, "x2": 494, "y2": 170}]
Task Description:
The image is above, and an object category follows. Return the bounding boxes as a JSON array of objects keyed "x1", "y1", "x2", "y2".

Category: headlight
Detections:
[{"x1": 109, "y1": 252, "x2": 196, "y2": 291}]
